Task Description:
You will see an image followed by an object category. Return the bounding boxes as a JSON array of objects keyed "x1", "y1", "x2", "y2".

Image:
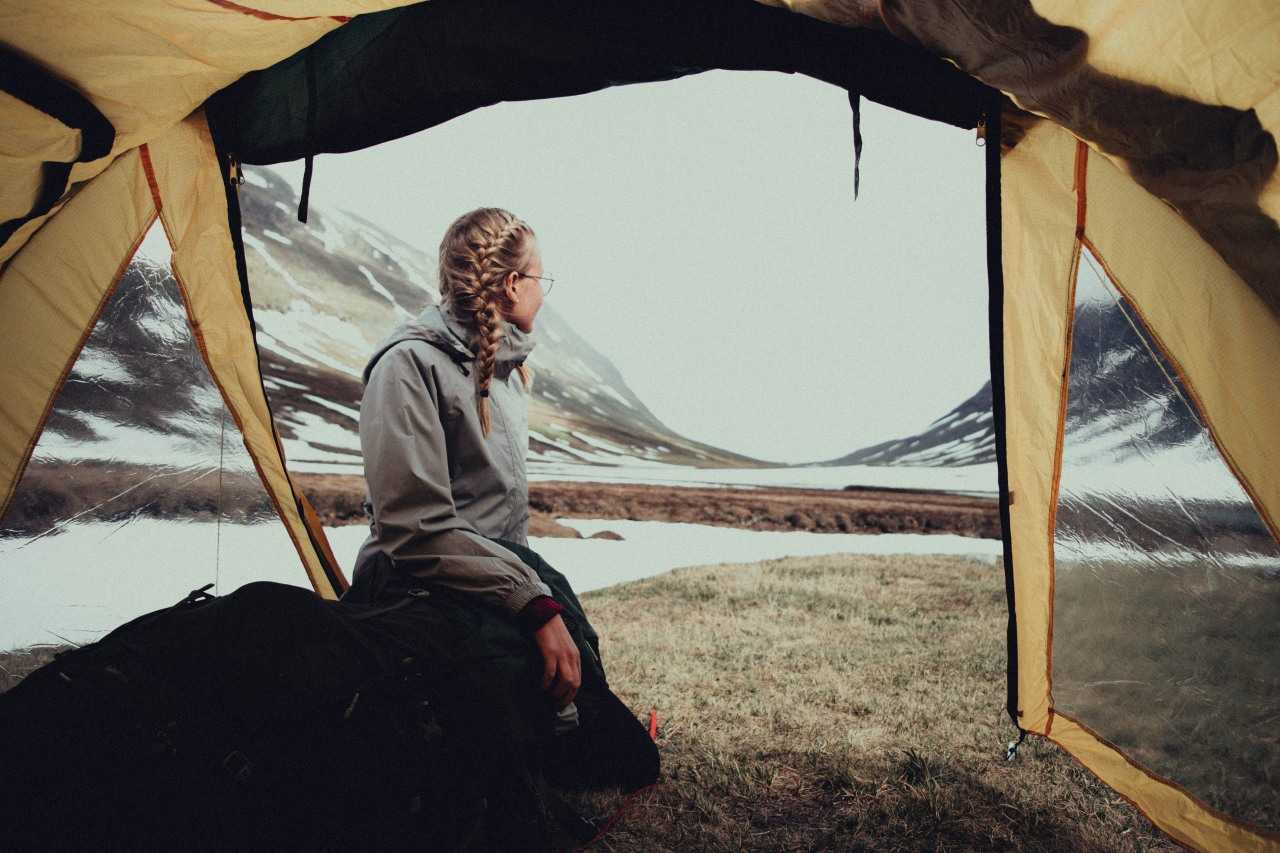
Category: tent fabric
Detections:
[
  {"x1": 0, "y1": 0, "x2": 416, "y2": 267},
  {"x1": 144, "y1": 110, "x2": 346, "y2": 598},
  {"x1": 1000, "y1": 102, "x2": 1280, "y2": 853},
  {"x1": 1051, "y1": 714, "x2": 1279, "y2": 853},
  {"x1": 0, "y1": 146, "x2": 155, "y2": 524},
  {"x1": 0, "y1": 43, "x2": 114, "y2": 246},
  {"x1": 0, "y1": 104, "x2": 345, "y2": 598},
  {"x1": 771, "y1": 0, "x2": 1280, "y2": 317},
  {"x1": 2, "y1": 2, "x2": 1278, "y2": 850},
  {"x1": 763, "y1": 4, "x2": 1280, "y2": 846},
  {"x1": 206, "y1": 0, "x2": 990, "y2": 166}
]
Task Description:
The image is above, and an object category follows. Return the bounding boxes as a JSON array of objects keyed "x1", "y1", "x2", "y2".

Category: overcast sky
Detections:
[{"x1": 267, "y1": 70, "x2": 990, "y2": 464}]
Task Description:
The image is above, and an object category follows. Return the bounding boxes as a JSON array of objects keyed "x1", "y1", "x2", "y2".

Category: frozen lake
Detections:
[
  {"x1": 289, "y1": 457, "x2": 1001, "y2": 496},
  {"x1": 0, "y1": 517, "x2": 1001, "y2": 652}
]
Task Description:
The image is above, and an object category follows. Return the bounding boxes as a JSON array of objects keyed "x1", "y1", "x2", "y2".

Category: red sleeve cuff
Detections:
[{"x1": 518, "y1": 595, "x2": 563, "y2": 633}]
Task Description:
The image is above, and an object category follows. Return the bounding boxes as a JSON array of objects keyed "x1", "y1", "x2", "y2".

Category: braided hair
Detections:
[{"x1": 438, "y1": 208, "x2": 535, "y2": 436}]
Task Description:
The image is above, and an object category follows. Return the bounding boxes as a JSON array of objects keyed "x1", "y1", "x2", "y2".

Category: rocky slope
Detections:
[
  {"x1": 24, "y1": 166, "x2": 765, "y2": 482},
  {"x1": 824, "y1": 284, "x2": 1209, "y2": 472}
]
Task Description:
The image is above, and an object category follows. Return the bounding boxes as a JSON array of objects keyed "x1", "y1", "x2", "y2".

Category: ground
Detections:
[
  {"x1": 562, "y1": 553, "x2": 1175, "y2": 852},
  {"x1": 5, "y1": 464, "x2": 999, "y2": 540},
  {"x1": 0, "y1": 552, "x2": 1175, "y2": 851},
  {"x1": 294, "y1": 474, "x2": 1001, "y2": 539}
]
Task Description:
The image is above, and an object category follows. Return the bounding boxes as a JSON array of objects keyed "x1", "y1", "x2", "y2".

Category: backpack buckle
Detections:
[{"x1": 222, "y1": 750, "x2": 253, "y2": 783}]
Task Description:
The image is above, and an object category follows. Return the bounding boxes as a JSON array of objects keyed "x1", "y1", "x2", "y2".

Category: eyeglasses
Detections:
[{"x1": 519, "y1": 271, "x2": 555, "y2": 296}]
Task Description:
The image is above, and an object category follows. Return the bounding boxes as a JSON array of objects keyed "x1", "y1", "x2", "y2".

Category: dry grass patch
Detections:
[
  {"x1": 1054, "y1": 559, "x2": 1280, "y2": 830},
  {"x1": 574, "y1": 553, "x2": 1176, "y2": 852}
]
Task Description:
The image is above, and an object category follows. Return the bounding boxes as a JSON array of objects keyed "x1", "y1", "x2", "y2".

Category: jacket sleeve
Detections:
[{"x1": 359, "y1": 342, "x2": 551, "y2": 614}]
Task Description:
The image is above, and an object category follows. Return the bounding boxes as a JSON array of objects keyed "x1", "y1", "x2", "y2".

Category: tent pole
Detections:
[{"x1": 984, "y1": 100, "x2": 1020, "y2": 732}]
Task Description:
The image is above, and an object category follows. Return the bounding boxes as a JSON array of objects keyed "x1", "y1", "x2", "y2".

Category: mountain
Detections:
[
  {"x1": 823, "y1": 383, "x2": 996, "y2": 468},
  {"x1": 822, "y1": 292, "x2": 1208, "y2": 472},
  {"x1": 29, "y1": 166, "x2": 764, "y2": 477}
]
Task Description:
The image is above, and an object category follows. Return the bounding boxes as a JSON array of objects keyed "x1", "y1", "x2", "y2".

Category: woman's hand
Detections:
[{"x1": 533, "y1": 614, "x2": 580, "y2": 708}]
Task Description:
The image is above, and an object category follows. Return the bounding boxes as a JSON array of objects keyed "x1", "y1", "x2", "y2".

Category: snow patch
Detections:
[
  {"x1": 358, "y1": 265, "x2": 408, "y2": 316},
  {"x1": 242, "y1": 232, "x2": 300, "y2": 290},
  {"x1": 303, "y1": 394, "x2": 360, "y2": 421},
  {"x1": 600, "y1": 386, "x2": 633, "y2": 409},
  {"x1": 279, "y1": 408, "x2": 361, "y2": 453},
  {"x1": 526, "y1": 460, "x2": 999, "y2": 494},
  {"x1": 264, "y1": 375, "x2": 309, "y2": 391},
  {"x1": 570, "y1": 431, "x2": 629, "y2": 455},
  {"x1": 242, "y1": 169, "x2": 271, "y2": 189},
  {"x1": 0, "y1": 519, "x2": 1005, "y2": 650},
  {"x1": 71, "y1": 350, "x2": 131, "y2": 384}
]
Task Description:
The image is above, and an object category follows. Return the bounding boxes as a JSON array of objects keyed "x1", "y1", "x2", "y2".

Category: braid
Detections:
[
  {"x1": 437, "y1": 208, "x2": 536, "y2": 435},
  {"x1": 472, "y1": 299, "x2": 505, "y2": 434}
]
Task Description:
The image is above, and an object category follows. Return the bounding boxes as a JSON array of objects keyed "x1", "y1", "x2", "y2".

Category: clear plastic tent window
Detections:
[
  {"x1": 1051, "y1": 245, "x2": 1280, "y2": 831},
  {"x1": 0, "y1": 221, "x2": 308, "y2": 652}
]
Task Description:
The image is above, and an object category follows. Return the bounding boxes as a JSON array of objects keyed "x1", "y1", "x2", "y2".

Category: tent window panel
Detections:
[
  {"x1": 0, "y1": 221, "x2": 305, "y2": 653},
  {"x1": 1051, "y1": 245, "x2": 1280, "y2": 832}
]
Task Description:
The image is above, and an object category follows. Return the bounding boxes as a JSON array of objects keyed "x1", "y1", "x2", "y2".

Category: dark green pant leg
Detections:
[{"x1": 489, "y1": 537, "x2": 605, "y2": 683}]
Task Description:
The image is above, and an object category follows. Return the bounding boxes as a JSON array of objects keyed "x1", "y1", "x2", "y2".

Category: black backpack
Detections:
[
  {"x1": 1, "y1": 568, "x2": 658, "y2": 851},
  {"x1": 0, "y1": 581, "x2": 504, "y2": 852}
]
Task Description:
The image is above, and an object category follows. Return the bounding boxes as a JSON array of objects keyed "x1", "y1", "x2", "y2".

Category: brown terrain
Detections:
[
  {"x1": 297, "y1": 473, "x2": 1001, "y2": 540},
  {"x1": 3, "y1": 462, "x2": 999, "y2": 541}
]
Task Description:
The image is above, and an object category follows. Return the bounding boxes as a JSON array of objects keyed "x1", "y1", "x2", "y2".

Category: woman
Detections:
[{"x1": 348, "y1": 207, "x2": 582, "y2": 709}]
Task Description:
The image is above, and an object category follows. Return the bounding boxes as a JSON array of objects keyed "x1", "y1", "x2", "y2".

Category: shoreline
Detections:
[
  {"x1": 3, "y1": 463, "x2": 1000, "y2": 541},
  {"x1": 298, "y1": 474, "x2": 1001, "y2": 540}
]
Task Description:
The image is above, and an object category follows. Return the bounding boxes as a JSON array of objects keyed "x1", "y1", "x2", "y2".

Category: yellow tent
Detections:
[{"x1": 2, "y1": 2, "x2": 1276, "y2": 849}]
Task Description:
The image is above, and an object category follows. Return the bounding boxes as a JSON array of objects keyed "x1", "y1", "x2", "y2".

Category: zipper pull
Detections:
[
  {"x1": 227, "y1": 154, "x2": 245, "y2": 186},
  {"x1": 975, "y1": 114, "x2": 988, "y2": 148}
]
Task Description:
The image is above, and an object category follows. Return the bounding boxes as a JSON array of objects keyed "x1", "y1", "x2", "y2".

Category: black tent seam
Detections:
[
  {"x1": 297, "y1": 49, "x2": 317, "y2": 223},
  {"x1": 0, "y1": 44, "x2": 115, "y2": 248},
  {"x1": 208, "y1": 119, "x2": 348, "y2": 595},
  {"x1": 984, "y1": 103, "x2": 1020, "y2": 728},
  {"x1": 848, "y1": 90, "x2": 862, "y2": 199}
]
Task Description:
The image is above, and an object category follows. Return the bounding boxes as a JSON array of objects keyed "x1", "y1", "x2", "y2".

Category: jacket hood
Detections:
[{"x1": 362, "y1": 301, "x2": 537, "y2": 384}]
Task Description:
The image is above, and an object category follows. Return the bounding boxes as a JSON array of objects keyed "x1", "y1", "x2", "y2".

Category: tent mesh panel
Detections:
[{"x1": 1051, "y1": 246, "x2": 1280, "y2": 832}]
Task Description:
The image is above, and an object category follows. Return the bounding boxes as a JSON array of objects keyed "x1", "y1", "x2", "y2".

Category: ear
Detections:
[{"x1": 504, "y1": 271, "x2": 520, "y2": 302}]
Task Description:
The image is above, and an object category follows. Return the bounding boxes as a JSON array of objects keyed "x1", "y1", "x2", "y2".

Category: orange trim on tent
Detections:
[
  {"x1": 1073, "y1": 141, "x2": 1088, "y2": 237},
  {"x1": 139, "y1": 145, "x2": 162, "y2": 212},
  {"x1": 206, "y1": 0, "x2": 349, "y2": 23},
  {"x1": 300, "y1": 490, "x2": 346, "y2": 591},
  {"x1": 1044, "y1": 141, "x2": 1094, "y2": 742},
  {"x1": 1052, "y1": 710, "x2": 1280, "y2": 847},
  {"x1": 140, "y1": 141, "x2": 346, "y2": 596},
  {"x1": 1044, "y1": 235, "x2": 1085, "y2": 722}
]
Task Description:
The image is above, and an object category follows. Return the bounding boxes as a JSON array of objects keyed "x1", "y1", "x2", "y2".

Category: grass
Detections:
[
  {"x1": 567, "y1": 553, "x2": 1177, "y2": 851},
  {"x1": 1054, "y1": 558, "x2": 1280, "y2": 831},
  {"x1": 2, "y1": 554, "x2": 1180, "y2": 851}
]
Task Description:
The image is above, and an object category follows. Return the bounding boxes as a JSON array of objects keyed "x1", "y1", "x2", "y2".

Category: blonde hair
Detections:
[{"x1": 438, "y1": 207, "x2": 535, "y2": 436}]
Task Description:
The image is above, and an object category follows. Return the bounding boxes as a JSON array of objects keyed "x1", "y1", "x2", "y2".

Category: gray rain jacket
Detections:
[{"x1": 352, "y1": 302, "x2": 551, "y2": 614}]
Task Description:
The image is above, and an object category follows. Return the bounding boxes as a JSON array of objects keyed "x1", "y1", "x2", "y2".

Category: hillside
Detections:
[
  {"x1": 24, "y1": 166, "x2": 767, "y2": 482},
  {"x1": 825, "y1": 290, "x2": 1215, "y2": 474}
]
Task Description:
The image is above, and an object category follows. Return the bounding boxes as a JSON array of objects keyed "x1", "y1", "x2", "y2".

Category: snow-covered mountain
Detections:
[
  {"x1": 816, "y1": 276, "x2": 1279, "y2": 558},
  {"x1": 28, "y1": 166, "x2": 762, "y2": 477},
  {"x1": 824, "y1": 383, "x2": 996, "y2": 468},
  {"x1": 825, "y1": 291, "x2": 1222, "y2": 477}
]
